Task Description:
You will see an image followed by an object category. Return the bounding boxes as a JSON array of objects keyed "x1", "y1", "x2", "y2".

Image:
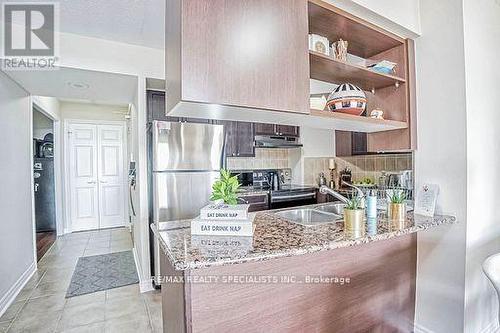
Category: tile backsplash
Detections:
[
  {"x1": 303, "y1": 153, "x2": 413, "y2": 186},
  {"x1": 227, "y1": 148, "x2": 290, "y2": 170}
]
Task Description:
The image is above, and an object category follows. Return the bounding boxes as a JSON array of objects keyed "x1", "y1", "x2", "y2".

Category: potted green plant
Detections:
[
  {"x1": 388, "y1": 190, "x2": 406, "y2": 222},
  {"x1": 210, "y1": 169, "x2": 241, "y2": 205},
  {"x1": 343, "y1": 195, "x2": 365, "y2": 238}
]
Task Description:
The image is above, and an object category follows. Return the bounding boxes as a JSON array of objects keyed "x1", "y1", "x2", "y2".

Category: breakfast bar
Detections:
[{"x1": 153, "y1": 207, "x2": 455, "y2": 332}]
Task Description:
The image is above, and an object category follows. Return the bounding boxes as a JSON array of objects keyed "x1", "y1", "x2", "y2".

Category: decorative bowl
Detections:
[{"x1": 326, "y1": 83, "x2": 367, "y2": 116}]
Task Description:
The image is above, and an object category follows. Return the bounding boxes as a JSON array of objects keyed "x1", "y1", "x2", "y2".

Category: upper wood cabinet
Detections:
[
  {"x1": 254, "y1": 123, "x2": 300, "y2": 137},
  {"x1": 166, "y1": 0, "x2": 310, "y2": 114},
  {"x1": 165, "y1": 0, "x2": 416, "y2": 153},
  {"x1": 147, "y1": 91, "x2": 214, "y2": 124},
  {"x1": 224, "y1": 121, "x2": 255, "y2": 158},
  {"x1": 277, "y1": 125, "x2": 300, "y2": 137},
  {"x1": 254, "y1": 123, "x2": 276, "y2": 136},
  {"x1": 147, "y1": 90, "x2": 180, "y2": 123},
  {"x1": 351, "y1": 132, "x2": 368, "y2": 155}
]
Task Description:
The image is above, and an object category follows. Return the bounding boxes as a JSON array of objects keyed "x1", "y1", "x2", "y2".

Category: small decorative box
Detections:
[
  {"x1": 191, "y1": 216, "x2": 255, "y2": 237},
  {"x1": 309, "y1": 34, "x2": 330, "y2": 56},
  {"x1": 199, "y1": 204, "x2": 250, "y2": 221},
  {"x1": 191, "y1": 235, "x2": 254, "y2": 256}
]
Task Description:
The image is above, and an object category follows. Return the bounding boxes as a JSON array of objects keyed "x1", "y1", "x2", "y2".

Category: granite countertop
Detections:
[{"x1": 152, "y1": 205, "x2": 456, "y2": 271}]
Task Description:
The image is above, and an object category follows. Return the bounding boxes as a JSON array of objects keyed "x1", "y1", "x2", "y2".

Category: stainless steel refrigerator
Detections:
[{"x1": 149, "y1": 121, "x2": 225, "y2": 282}]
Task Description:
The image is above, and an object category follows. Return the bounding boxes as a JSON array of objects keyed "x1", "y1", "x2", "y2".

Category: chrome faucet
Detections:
[
  {"x1": 319, "y1": 185, "x2": 349, "y2": 204},
  {"x1": 319, "y1": 181, "x2": 365, "y2": 205},
  {"x1": 341, "y1": 181, "x2": 364, "y2": 198}
]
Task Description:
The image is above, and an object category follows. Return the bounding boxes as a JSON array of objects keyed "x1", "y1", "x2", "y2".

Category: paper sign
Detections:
[{"x1": 414, "y1": 184, "x2": 439, "y2": 217}]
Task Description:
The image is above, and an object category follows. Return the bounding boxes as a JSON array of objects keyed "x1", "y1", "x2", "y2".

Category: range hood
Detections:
[{"x1": 254, "y1": 135, "x2": 303, "y2": 148}]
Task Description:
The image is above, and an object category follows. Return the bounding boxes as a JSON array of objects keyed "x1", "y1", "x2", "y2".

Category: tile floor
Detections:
[{"x1": 0, "y1": 227, "x2": 162, "y2": 333}]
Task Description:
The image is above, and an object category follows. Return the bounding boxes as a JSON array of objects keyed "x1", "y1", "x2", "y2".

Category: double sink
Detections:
[{"x1": 274, "y1": 203, "x2": 345, "y2": 227}]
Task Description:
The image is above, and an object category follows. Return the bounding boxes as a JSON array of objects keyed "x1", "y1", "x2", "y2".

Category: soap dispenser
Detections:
[{"x1": 366, "y1": 189, "x2": 377, "y2": 219}]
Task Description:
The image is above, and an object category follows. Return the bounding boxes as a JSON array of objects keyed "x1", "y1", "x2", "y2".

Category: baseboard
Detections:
[
  {"x1": 132, "y1": 246, "x2": 154, "y2": 293},
  {"x1": 413, "y1": 322, "x2": 434, "y2": 333},
  {"x1": 139, "y1": 279, "x2": 154, "y2": 293},
  {"x1": 480, "y1": 321, "x2": 499, "y2": 333},
  {"x1": 0, "y1": 261, "x2": 36, "y2": 318},
  {"x1": 415, "y1": 319, "x2": 498, "y2": 333}
]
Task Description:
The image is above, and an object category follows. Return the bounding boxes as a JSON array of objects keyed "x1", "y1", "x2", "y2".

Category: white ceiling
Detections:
[
  {"x1": 11, "y1": 0, "x2": 165, "y2": 49},
  {"x1": 5, "y1": 67, "x2": 137, "y2": 105}
]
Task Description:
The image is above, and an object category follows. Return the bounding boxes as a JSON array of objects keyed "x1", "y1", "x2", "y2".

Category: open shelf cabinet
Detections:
[
  {"x1": 309, "y1": 51, "x2": 406, "y2": 91},
  {"x1": 307, "y1": 0, "x2": 416, "y2": 154},
  {"x1": 310, "y1": 110, "x2": 407, "y2": 133},
  {"x1": 308, "y1": 0, "x2": 405, "y2": 58}
]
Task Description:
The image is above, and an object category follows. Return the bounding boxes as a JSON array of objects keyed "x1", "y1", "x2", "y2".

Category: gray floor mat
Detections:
[{"x1": 66, "y1": 250, "x2": 139, "y2": 298}]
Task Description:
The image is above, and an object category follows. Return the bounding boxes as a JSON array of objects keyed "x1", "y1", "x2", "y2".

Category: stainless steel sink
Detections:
[
  {"x1": 314, "y1": 203, "x2": 346, "y2": 216},
  {"x1": 274, "y1": 208, "x2": 340, "y2": 226}
]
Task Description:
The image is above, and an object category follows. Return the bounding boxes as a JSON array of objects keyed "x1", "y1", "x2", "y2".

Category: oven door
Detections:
[{"x1": 270, "y1": 190, "x2": 317, "y2": 209}]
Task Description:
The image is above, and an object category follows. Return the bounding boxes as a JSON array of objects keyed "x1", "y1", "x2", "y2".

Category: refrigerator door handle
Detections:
[
  {"x1": 129, "y1": 184, "x2": 136, "y2": 217},
  {"x1": 221, "y1": 126, "x2": 227, "y2": 170}
]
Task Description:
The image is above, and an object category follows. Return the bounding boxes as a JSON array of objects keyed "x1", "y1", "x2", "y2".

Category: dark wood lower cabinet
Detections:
[{"x1": 161, "y1": 233, "x2": 417, "y2": 332}]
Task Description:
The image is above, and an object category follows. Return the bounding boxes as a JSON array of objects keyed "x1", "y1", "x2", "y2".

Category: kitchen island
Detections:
[{"x1": 153, "y1": 207, "x2": 455, "y2": 332}]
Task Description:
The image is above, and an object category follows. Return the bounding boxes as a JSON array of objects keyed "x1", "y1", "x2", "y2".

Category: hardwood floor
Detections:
[{"x1": 36, "y1": 231, "x2": 56, "y2": 261}]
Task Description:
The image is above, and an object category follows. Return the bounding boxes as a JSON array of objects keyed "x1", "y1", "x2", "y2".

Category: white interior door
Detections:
[
  {"x1": 97, "y1": 124, "x2": 126, "y2": 229},
  {"x1": 68, "y1": 123, "x2": 100, "y2": 231},
  {"x1": 68, "y1": 122, "x2": 126, "y2": 232}
]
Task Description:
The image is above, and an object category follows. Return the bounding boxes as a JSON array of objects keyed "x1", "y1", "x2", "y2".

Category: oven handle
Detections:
[{"x1": 271, "y1": 192, "x2": 316, "y2": 202}]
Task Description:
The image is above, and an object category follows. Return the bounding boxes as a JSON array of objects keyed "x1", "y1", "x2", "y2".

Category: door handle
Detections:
[
  {"x1": 87, "y1": 181, "x2": 97, "y2": 184},
  {"x1": 100, "y1": 180, "x2": 108, "y2": 183}
]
